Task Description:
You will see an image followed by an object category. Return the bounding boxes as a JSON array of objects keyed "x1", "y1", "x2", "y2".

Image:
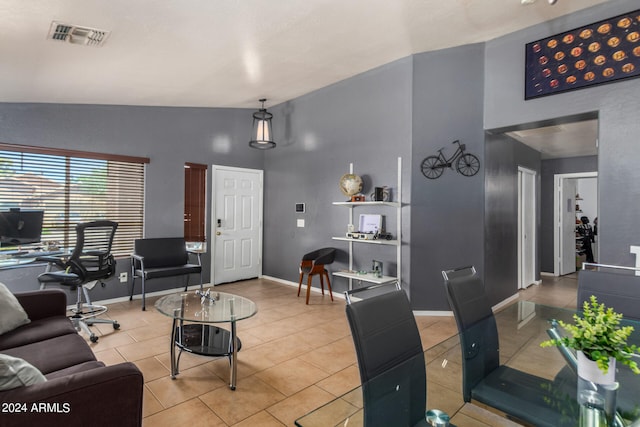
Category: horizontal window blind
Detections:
[
  {"x1": 0, "y1": 143, "x2": 149, "y2": 257},
  {"x1": 184, "y1": 162, "x2": 207, "y2": 243}
]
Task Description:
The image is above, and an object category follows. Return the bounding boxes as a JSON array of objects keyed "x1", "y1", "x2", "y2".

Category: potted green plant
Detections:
[{"x1": 541, "y1": 295, "x2": 640, "y2": 381}]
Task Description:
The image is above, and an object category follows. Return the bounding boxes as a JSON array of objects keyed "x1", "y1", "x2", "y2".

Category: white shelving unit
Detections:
[{"x1": 332, "y1": 157, "x2": 403, "y2": 290}]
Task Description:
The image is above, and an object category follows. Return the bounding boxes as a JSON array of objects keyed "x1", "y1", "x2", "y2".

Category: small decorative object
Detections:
[
  {"x1": 540, "y1": 295, "x2": 639, "y2": 376},
  {"x1": 421, "y1": 140, "x2": 480, "y2": 179},
  {"x1": 351, "y1": 195, "x2": 365, "y2": 202},
  {"x1": 541, "y1": 296, "x2": 637, "y2": 426},
  {"x1": 249, "y1": 98, "x2": 275, "y2": 149},
  {"x1": 195, "y1": 288, "x2": 218, "y2": 306},
  {"x1": 525, "y1": 9, "x2": 640, "y2": 100},
  {"x1": 372, "y1": 260, "x2": 383, "y2": 278},
  {"x1": 371, "y1": 186, "x2": 391, "y2": 202},
  {"x1": 339, "y1": 173, "x2": 363, "y2": 199}
]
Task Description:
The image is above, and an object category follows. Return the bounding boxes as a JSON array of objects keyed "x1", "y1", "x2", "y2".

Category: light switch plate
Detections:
[{"x1": 297, "y1": 219, "x2": 305, "y2": 227}]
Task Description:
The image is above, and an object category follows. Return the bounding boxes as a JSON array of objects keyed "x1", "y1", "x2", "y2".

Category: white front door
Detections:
[
  {"x1": 211, "y1": 166, "x2": 263, "y2": 285},
  {"x1": 518, "y1": 167, "x2": 536, "y2": 289}
]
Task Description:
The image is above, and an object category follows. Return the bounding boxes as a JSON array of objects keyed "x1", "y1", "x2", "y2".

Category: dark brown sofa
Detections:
[{"x1": 0, "y1": 289, "x2": 143, "y2": 427}]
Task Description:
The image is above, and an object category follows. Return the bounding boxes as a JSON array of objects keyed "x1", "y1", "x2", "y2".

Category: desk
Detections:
[
  {"x1": 0, "y1": 249, "x2": 64, "y2": 270},
  {"x1": 155, "y1": 290, "x2": 257, "y2": 390},
  {"x1": 0, "y1": 257, "x2": 36, "y2": 268},
  {"x1": 295, "y1": 301, "x2": 640, "y2": 426}
]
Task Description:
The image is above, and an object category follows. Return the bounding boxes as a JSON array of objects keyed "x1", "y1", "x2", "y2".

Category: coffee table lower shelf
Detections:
[
  {"x1": 170, "y1": 323, "x2": 242, "y2": 389},
  {"x1": 176, "y1": 324, "x2": 242, "y2": 356}
]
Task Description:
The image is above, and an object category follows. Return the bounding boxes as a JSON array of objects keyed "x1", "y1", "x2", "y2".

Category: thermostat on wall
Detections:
[{"x1": 295, "y1": 203, "x2": 305, "y2": 213}]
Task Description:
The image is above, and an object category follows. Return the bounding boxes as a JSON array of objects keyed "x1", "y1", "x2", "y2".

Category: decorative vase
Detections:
[
  {"x1": 576, "y1": 351, "x2": 618, "y2": 427},
  {"x1": 576, "y1": 351, "x2": 616, "y2": 385}
]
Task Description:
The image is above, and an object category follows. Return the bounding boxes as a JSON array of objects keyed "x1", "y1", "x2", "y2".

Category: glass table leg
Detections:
[
  {"x1": 230, "y1": 320, "x2": 237, "y2": 390},
  {"x1": 170, "y1": 316, "x2": 178, "y2": 378}
]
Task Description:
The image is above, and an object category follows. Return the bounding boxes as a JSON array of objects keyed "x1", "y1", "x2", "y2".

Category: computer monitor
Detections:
[{"x1": 0, "y1": 209, "x2": 45, "y2": 247}]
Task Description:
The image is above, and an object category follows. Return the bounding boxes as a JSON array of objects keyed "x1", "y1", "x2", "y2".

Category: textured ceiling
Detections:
[
  {"x1": 0, "y1": 0, "x2": 609, "y2": 109},
  {"x1": 507, "y1": 119, "x2": 599, "y2": 159}
]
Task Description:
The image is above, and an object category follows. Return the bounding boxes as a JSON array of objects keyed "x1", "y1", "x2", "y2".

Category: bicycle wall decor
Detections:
[{"x1": 420, "y1": 140, "x2": 480, "y2": 179}]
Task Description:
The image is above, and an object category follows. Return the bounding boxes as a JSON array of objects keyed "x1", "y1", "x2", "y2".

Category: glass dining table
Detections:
[
  {"x1": 155, "y1": 289, "x2": 257, "y2": 390},
  {"x1": 295, "y1": 301, "x2": 640, "y2": 426}
]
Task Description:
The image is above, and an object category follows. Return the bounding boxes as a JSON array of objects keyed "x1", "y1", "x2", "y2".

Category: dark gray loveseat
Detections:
[{"x1": 0, "y1": 289, "x2": 143, "y2": 427}]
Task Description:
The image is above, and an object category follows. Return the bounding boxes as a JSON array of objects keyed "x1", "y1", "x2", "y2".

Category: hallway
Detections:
[{"x1": 519, "y1": 272, "x2": 578, "y2": 309}]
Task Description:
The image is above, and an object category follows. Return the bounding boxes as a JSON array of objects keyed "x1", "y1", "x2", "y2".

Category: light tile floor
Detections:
[{"x1": 86, "y1": 273, "x2": 578, "y2": 426}]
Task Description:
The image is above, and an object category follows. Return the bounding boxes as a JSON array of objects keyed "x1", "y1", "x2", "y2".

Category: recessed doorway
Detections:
[
  {"x1": 503, "y1": 113, "x2": 599, "y2": 279},
  {"x1": 554, "y1": 172, "x2": 598, "y2": 276}
]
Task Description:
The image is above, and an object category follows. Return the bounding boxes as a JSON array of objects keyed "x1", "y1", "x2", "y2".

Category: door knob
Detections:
[{"x1": 216, "y1": 231, "x2": 221, "y2": 235}]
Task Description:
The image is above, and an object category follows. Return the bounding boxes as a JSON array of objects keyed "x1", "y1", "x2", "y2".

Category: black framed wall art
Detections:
[{"x1": 525, "y1": 10, "x2": 640, "y2": 100}]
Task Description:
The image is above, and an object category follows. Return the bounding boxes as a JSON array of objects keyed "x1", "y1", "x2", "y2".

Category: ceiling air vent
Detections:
[{"x1": 48, "y1": 22, "x2": 110, "y2": 47}]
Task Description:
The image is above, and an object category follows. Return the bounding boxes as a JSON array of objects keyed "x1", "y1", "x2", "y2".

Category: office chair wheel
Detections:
[
  {"x1": 90, "y1": 334, "x2": 99, "y2": 343},
  {"x1": 113, "y1": 322, "x2": 120, "y2": 330}
]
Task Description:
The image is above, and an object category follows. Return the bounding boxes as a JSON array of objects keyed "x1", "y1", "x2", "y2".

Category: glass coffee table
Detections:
[{"x1": 155, "y1": 289, "x2": 257, "y2": 390}]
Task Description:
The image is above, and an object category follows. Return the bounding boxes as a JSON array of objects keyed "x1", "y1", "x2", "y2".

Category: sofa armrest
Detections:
[
  {"x1": 14, "y1": 289, "x2": 67, "y2": 321},
  {"x1": 0, "y1": 362, "x2": 143, "y2": 427}
]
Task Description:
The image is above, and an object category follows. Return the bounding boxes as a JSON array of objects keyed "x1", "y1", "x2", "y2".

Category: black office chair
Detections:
[
  {"x1": 443, "y1": 266, "x2": 577, "y2": 427},
  {"x1": 345, "y1": 283, "x2": 435, "y2": 427},
  {"x1": 37, "y1": 220, "x2": 120, "y2": 343},
  {"x1": 297, "y1": 247, "x2": 336, "y2": 304}
]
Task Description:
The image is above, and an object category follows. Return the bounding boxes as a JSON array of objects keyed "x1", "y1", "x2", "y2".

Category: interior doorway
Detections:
[
  {"x1": 554, "y1": 172, "x2": 598, "y2": 276},
  {"x1": 518, "y1": 166, "x2": 537, "y2": 289}
]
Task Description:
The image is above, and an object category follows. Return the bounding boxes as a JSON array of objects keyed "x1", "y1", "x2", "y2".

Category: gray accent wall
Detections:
[
  {"x1": 264, "y1": 58, "x2": 413, "y2": 297},
  {"x1": 0, "y1": 103, "x2": 261, "y2": 299},
  {"x1": 410, "y1": 44, "x2": 485, "y2": 310},
  {"x1": 484, "y1": 133, "x2": 541, "y2": 303}
]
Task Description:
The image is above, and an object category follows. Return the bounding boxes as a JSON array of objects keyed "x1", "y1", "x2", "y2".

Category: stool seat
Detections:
[{"x1": 297, "y1": 248, "x2": 336, "y2": 304}]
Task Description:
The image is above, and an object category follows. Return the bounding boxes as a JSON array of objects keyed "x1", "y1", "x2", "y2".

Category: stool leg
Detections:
[
  {"x1": 319, "y1": 273, "x2": 325, "y2": 296},
  {"x1": 297, "y1": 272, "x2": 304, "y2": 297},
  {"x1": 306, "y1": 275, "x2": 313, "y2": 305}
]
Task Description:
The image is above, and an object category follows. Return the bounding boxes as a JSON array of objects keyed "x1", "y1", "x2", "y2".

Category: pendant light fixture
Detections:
[{"x1": 249, "y1": 98, "x2": 275, "y2": 149}]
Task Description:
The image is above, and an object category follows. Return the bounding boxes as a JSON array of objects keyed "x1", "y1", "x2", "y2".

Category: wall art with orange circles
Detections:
[{"x1": 525, "y1": 9, "x2": 640, "y2": 99}]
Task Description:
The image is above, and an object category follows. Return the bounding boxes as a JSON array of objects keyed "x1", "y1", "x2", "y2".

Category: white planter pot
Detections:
[{"x1": 577, "y1": 351, "x2": 616, "y2": 385}]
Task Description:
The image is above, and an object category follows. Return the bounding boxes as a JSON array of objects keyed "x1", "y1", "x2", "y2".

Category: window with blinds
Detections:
[
  {"x1": 184, "y1": 162, "x2": 207, "y2": 244},
  {"x1": 0, "y1": 143, "x2": 148, "y2": 257}
]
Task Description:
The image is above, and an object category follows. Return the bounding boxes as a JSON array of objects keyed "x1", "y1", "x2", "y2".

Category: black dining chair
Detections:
[
  {"x1": 577, "y1": 265, "x2": 640, "y2": 321},
  {"x1": 345, "y1": 283, "x2": 441, "y2": 427},
  {"x1": 443, "y1": 266, "x2": 576, "y2": 427}
]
